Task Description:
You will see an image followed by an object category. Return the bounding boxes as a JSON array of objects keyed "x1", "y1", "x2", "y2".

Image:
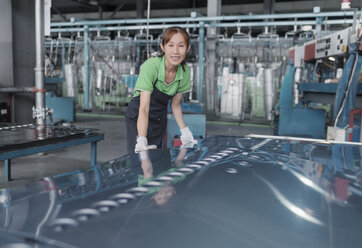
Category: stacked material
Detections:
[
  {"x1": 251, "y1": 68, "x2": 265, "y2": 118},
  {"x1": 215, "y1": 37, "x2": 292, "y2": 120},
  {"x1": 80, "y1": 65, "x2": 95, "y2": 109},
  {"x1": 220, "y1": 67, "x2": 244, "y2": 117},
  {"x1": 186, "y1": 62, "x2": 199, "y2": 101},
  {"x1": 64, "y1": 63, "x2": 78, "y2": 97},
  {"x1": 264, "y1": 68, "x2": 274, "y2": 121}
]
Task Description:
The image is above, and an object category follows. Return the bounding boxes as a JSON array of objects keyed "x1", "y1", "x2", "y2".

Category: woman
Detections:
[{"x1": 125, "y1": 26, "x2": 197, "y2": 156}]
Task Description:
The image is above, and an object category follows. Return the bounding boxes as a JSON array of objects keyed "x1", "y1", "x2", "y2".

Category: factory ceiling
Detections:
[
  {"x1": 52, "y1": 0, "x2": 264, "y2": 14},
  {"x1": 51, "y1": 0, "x2": 354, "y2": 20}
]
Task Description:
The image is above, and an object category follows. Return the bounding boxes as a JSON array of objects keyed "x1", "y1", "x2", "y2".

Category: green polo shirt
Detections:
[{"x1": 133, "y1": 56, "x2": 191, "y2": 97}]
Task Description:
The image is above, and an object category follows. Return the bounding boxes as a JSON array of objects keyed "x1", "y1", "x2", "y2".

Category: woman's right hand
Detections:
[{"x1": 135, "y1": 136, "x2": 157, "y2": 153}]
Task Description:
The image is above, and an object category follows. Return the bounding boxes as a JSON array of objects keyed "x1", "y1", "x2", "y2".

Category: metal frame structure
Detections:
[
  {"x1": 50, "y1": 10, "x2": 359, "y2": 110},
  {"x1": 0, "y1": 132, "x2": 104, "y2": 182}
]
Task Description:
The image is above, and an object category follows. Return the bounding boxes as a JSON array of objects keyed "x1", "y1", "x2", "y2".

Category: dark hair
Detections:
[{"x1": 160, "y1": 26, "x2": 190, "y2": 70}]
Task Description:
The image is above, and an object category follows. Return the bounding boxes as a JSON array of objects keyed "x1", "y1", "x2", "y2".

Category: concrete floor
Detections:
[{"x1": 0, "y1": 115, "x2": 273, "y2": 188}]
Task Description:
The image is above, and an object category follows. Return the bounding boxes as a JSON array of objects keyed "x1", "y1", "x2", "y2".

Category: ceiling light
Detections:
[{"x1": 89, "y1": 0, "x2": 98, "y2": 6}]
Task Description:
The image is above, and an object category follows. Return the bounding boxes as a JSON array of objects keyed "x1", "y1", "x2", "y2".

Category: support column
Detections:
[
  {"x1": 34, "y1": 0, "x2": 46, "y2": 139},
  {"x1": 264, "y1": 0, "x2": 275, "y2": 33},
  {"x1": 264, "y1": 0, "x2": 275, "y2": 14},
  {"x1": 207, "y1": 0, "x2": 221, "y2": 36},
  {"x1": 98, "y1": 5, "x2": 103, "y2": 20},
  {"x1": 314, "y1": 7, "x2": 323, "y2": 38},
  {"x1": 205, "y1": 0, "x2": 221, "y2": 116},
  {"x1": 136, "y1": 0, "x2": 145, "y2": 19}
]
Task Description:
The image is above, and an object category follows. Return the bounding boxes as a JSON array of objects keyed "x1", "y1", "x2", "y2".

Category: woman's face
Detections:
[{"x1": 161, "y1": 33, "x2": 189, "y2": 68}]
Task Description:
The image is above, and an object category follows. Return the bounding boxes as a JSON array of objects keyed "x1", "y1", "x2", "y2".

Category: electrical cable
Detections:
[{"x1": 333, "y1": 53, "x2": 358, "y2": 127}]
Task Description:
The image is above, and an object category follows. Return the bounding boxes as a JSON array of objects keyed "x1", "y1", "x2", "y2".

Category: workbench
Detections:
[{"x1": 0, "y1": 124, "x2": 104, "y2": 181}]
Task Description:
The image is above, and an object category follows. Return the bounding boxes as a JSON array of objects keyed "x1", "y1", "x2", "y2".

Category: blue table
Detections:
[{"x1": 0, "y1": 125, "x2": 104, "y2": 181}]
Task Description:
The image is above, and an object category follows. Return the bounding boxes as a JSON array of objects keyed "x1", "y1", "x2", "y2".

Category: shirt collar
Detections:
[{"x1": 158, "y1": 55, "x2": 183, "y2": 83}]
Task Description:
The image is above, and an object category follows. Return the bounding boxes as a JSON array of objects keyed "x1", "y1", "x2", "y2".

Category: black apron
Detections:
[{"x1": 125, "y1": 82, "x2": 175, "y2": 158}]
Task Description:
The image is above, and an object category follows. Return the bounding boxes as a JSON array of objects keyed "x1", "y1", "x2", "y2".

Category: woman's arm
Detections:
[
  {"x1": 171, "y1": 93, "x2": 186, "y2": 129},
  {"x1": 137, "y1": 91, "x2": 152, "y2": 137},
  {"x1": 171, "y1": 93, "x2": 197, "y2": 146}
]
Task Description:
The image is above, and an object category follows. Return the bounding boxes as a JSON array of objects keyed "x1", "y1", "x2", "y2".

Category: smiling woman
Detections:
[
  {"x1": 159, "y1": 27, "x2": 190, "y2": 75},
  {"x1": 125, "y1": 26, "x2": 198, "y2": 159}
]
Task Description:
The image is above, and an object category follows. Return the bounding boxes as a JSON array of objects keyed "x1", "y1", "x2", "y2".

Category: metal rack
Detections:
[{"x1": 49, "y1": 10, "x2": 359, "y2": 116}]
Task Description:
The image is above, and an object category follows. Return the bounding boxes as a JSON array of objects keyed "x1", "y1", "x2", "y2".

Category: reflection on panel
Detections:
[{"x1": 1, "y1": 136, "x2": 362, "y2": 247}]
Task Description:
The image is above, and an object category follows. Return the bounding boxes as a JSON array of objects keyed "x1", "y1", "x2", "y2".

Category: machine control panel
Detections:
[
  {"x1": 315, "y1": 27, "x2": 350, "y2": 59},
  {"x1": 290, "y1": 27, "x2": 355, "y2": 64}
]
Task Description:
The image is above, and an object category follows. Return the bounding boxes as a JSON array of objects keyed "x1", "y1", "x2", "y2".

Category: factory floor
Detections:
[{"x1": 0, "y1": 114, "x2": 274, "y2": 188}]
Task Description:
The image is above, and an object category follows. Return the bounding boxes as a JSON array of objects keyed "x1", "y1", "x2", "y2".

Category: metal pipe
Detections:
[
  {"x1": 83, "y1": 25, "x2": 90, "y2": 110},
  {"x1": 146, "y1": 0, "x2": 151, "y2": 59},
  {"x1": 50, "y1": 18, "x2": 355, "y2": 33},
  {"x1": 50, "y1": 11, "x2": 358, "y2": 27},
  {"x1": 0, "y1": 87, "x2": 36, "y2": 93},
  {"x1": 264, "y1": 68, "x2": 274, "y2": 121},
  {"x1": 247, "y1": 134, "x2": 362, "y2": 146},
  {"x1": 51, "y1": 23, "x2": 201, "y2": 33},
  {"x1": 34, "y1": 0, "x2": 46, "y2": 135},
  {"x1": 208, "y1": 19, "x2": 353, "y2": 28},
  {"x1": 198, "y1": 22, "x2": 205, "y2": 104}
]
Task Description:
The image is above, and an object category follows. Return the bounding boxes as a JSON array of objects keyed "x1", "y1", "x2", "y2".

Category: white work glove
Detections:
[
  {"x1": 135, "y1": 136, "x2": 157, "y2": 153},
  {"x1": 181, "y1": 142, "x2": 196, "y2": 149},
  {"x1": 180, "y1": 127, "x2": 198, "y2": 146}
]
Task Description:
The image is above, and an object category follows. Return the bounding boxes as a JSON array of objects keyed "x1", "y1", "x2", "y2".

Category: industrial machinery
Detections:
[
  {"x1": 278, "y1": 14, "x2": 362, "y2": 141},
  {"x1": 47, "y1": 27, "x2": 291, "y2": 123},
  {"x1": 49, "y1": 10, "x2": 357, "y2": 119},
  {"x1": 45, "y1": 31, "x2": 202, "y2": 112}
]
